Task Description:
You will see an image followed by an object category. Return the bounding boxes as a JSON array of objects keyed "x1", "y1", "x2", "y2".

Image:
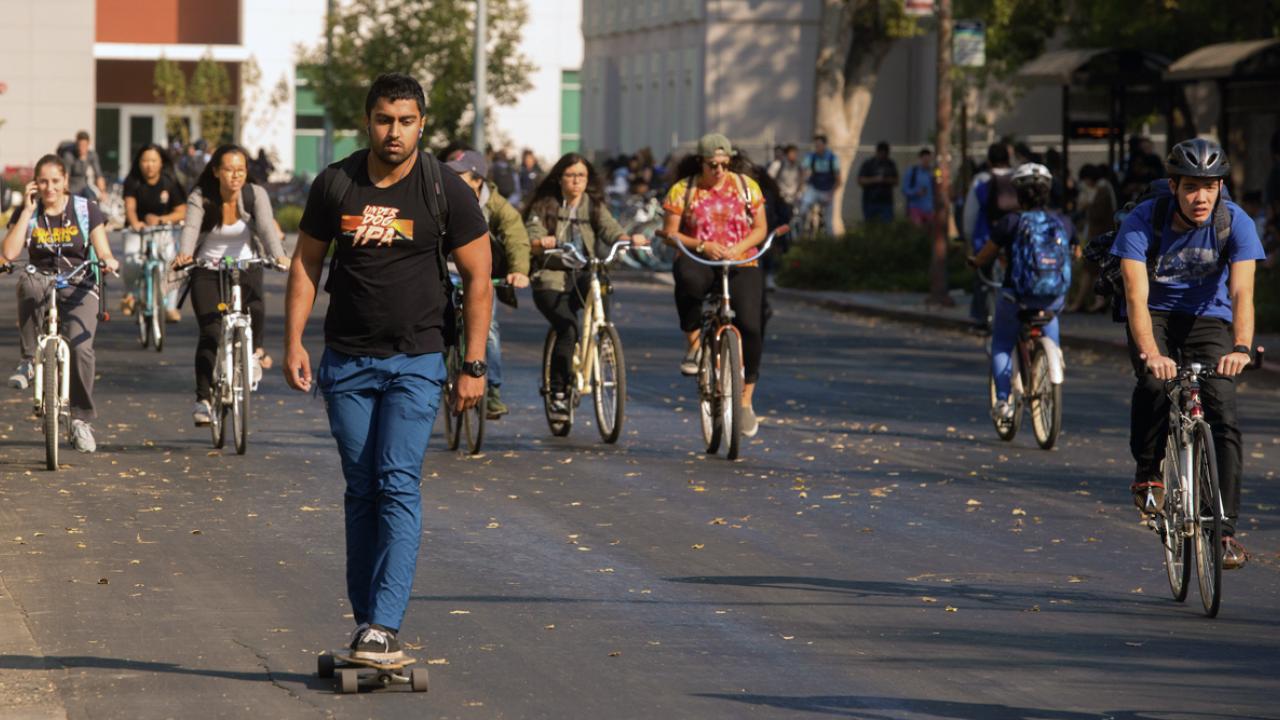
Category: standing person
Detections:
[
  {"x1": 1068, "y1": 164, "x2": 1116, "y2": 312},
  {"x1": 60, "y1": 131, "x2": 107, "y2": 201},
  {"x1": 857, "y1": 141, "x2": 899, "y2": 223},
  {"x1": 525, "y1": 153, "x2": 648, "y2": 422},
  {"x1": 767, "y1": 144, "x2": 804, "y2": 219},
  {"x1": 902, "y1": 147, "x2": 935, "y2": 228},
  {"x1": 179, "y1": 140, "x2": 210, "y2": 190},
  {"x1": 489, "y1": 148, "x2": 518, "y2": 202},
  {"x1": 120, "y1": 142, "x2": 188, "y2": 320},
  {"x1": 284, "y1": 73, "x2": 492, "y2": 660},
  {"x1": 512, "y1": 149, "x2": 544, "y2": 208},
  {"x1": 1115, "y1": 139, "x2": 1264, "y2": 569},
  {"x1": 963, "y1": 143, "x2": 1016, "y2": 330},
  {"x1": 173, "y1": 145, "x2": 289, "y2": 426},
  {"x1": 798, "y1": 134, "x2": 840, "y2": 236},
  {"x1": 661, "y1": 134, "x2": 769, "y2": 436},
  {"x1": 445, "y1": 149, "x2": 531, "y2": 419},
  {"x1": 2, "y1": 154, "x2": 120, "y2": 451}
]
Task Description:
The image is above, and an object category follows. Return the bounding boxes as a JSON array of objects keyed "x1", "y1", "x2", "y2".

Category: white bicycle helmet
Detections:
[{"x1": 1011, "y1": 162, "x2": 1052, "y2": 188}]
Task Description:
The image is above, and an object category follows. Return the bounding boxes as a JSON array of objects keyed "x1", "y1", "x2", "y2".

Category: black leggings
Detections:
[
  {"x1": 533, "y1": 273, "x2": 596, "y2": 394},
  {"x1": 189, "y1": 266, "x2": 265, "y2": 401},
  {"x1": 672, "y1": 255, "x2": 764, "y2": 383}
]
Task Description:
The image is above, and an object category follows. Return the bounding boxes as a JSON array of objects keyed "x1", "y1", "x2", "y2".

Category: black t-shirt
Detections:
[
  {"x1": 124, "y1": 173, "x2": 187, "y2": 219},
  {"x1": 6, "y1": 197, "x2": 106, "y2": 273},
  {"x1": 299, "y1": 155, "x2": 488, "y2": 357},
  {"x1": 859, "y1": 157, "x2": 898, "y2": 206}
]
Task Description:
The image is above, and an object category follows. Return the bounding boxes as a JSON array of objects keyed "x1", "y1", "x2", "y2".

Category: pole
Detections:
[
  {"x1": 321, "y1": 0, "x2": 335, "y2": 167},
  {"x1": 472, "y1": 0, "x2": 488, "y2": 151},
  {"x1": 928, "y1": 0, "x2": 954, "y2": 307},
  {"x1": 1061, "y1": 84, "x2": 1069, "y2": 179}
]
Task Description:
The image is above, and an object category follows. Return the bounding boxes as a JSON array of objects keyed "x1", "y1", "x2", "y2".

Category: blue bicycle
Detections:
[{"x1": 128, "y1": 224, "x2": 179, "y2": 352}]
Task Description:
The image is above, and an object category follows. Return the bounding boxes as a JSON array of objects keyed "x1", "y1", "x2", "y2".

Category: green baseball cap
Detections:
[{"x1": 697, "y1": 133, "x2": 734, "y2": 158}]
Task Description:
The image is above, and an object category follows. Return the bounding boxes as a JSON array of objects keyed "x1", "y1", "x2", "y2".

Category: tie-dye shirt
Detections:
[{"x1": 664, "y1": 174, "x2": 764, "y2": 263}]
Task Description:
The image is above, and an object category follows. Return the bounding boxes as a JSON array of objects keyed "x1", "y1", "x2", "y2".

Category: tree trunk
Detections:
[
  {"x1": 928, "y1": 0, "x2": 955, "y2": 307},
  {"x1": 813, "y1": 0, "x2": 895, "y2": 237}
]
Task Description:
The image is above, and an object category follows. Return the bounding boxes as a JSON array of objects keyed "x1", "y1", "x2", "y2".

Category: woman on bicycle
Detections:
[
  {"x1": 524, "y1": 152, "x2": 647, "y2": 420},
  {"x1": 121, "y1": 142, "x2": 187, "y2": 321},
  {"x1": 174, "y1": 144, "x2": 288, "y2": 427},
  {"x1": 661, "y1": 133, "x2": 769, "y2": 437},
  {"x1": 2, "y1": 154, "x2": 120, "y2": 453},
  {"x1": 969, "y1": 163, "x2": 1073, "y2": 426}
]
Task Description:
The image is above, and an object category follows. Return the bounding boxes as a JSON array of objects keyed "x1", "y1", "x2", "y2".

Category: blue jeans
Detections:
[
  {"x1": 317, "y1": 348, "x2": 447, "y2": 632},
  {"x1": 485, "y1": 301, "x2": 502, "y2": 389},
  {"x1": 991, "y1": 294, "x2": 1060, "y2": 401},
  {"x1": 863, "y1": 201, "x2": 894, "y2": 223}
]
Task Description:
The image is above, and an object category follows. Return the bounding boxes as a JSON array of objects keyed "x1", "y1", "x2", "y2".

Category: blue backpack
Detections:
[{"x1": 1010, "y1": 210, "x2": 1071, "y2": 305}]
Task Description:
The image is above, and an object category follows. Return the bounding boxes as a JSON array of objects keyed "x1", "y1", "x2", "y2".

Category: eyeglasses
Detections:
[
  {"x1": 562, "y1": 172, "x2": 588, "y2": 180},
  {"x1": 703, "y1": 160, "x2": 729, "y2": 171}
]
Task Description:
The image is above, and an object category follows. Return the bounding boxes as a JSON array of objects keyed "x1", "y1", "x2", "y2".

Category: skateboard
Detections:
[{"x1": 317, "y1": 651, "x2": 429, "y2": 694}]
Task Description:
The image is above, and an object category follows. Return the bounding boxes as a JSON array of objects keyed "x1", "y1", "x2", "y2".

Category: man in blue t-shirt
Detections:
[
  {"x1": 1112, "y1": 138, "x2": 1265, "y2": 570},
  {"x1": 799, "y1": 134, "x2": 840, "y2": 236}
]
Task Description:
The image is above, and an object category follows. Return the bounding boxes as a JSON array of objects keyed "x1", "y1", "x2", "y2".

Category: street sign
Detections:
[
  {"x1": 904, "y1": 0, "x2": 934, "y2": 17},
  {"x1": 953, "y1": 20, "x2": 986, "y2": 68}
]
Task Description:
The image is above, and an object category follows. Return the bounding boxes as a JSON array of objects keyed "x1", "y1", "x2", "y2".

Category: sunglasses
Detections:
[{"x1": 703, "y1": 160, "x2": 729, "y2": 170}]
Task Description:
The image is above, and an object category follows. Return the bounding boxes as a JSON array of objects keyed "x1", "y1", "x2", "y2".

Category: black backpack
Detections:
[
  {"x1": 985, "y1": 172, "x2": 1019, "y2": 227},
  {"x1": 1083, "y1": 179, "x2": 1233, "y2": 322},
  {"x1": 322, "y1": 149, "x2": 457, "y2": 346}
]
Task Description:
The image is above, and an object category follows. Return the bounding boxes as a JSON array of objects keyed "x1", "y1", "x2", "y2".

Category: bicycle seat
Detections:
[{"x1": 1017, "y1": 308, "x2": 1055, "y2": 327}]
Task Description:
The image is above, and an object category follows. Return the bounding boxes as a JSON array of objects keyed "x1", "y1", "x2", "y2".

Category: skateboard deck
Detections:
[{"x1": 318, "y1": 651, "x2": 429, "y2": 693}]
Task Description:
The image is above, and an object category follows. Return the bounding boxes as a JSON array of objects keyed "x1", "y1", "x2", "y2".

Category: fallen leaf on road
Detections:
[
  {"x1": 449, "y1": 610, "x2": 471, "y2": 615},
  {"x1": 781, "y1": 635, "x2": 795, "y2": 640},
  {"x1": 1067, "y1": 576, "x2": 1084, "y2": 583},
  {"x1": 1124, "y1": 641, "x2": 1143, "y2": 647},
  {"x1": 190, "y1": 530, "x2": 202, "y2": 535},
  {"x1": 427, "y1": 658, "x2": 449, "y2": 665},
  {"x1": 98, "y1": 578, "x2": 108, "y2": 585},
  {"x1": 486, "y1": 522, "x2": 501, "y2": 529},
  {"x1": 299, "y1": 506, "x2": 320, "y2": 512},
  {"x1": 708, "y1": 518, "x2": 726, "y2": 525},
  {"x1": 966, "y1": 499, "x2": 982, "y2": 506},
  {"x1": 1011, "y1": 508, "x2": 1027, "y2": 516},
  {"x1": 945, "y1": 606, "x2": 958, "y2": 613},
  {"x1": 1130, "y1": 587, "x2": 1144, "y2": 594},
  {"x1": 608, "y1": 651, "x2": 621, "y2": 657},
  {"x1": 691, "y1": 544, "x2": 704, "y2": 550},
  {"x1": 597, "y1": 568, "x2": 615, "y2": 573},
  {"x1": 921, "y1": 597, "x2": 938, "y2": 603}
]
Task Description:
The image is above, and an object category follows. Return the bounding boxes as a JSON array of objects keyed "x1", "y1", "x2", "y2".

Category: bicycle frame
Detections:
[
  {"x1": 29, "y1": 259, "x2": 99, "y2": 418},
  {"x1": 1162, "y1": 365, "x2": 1221, "y2": 535},
  {"x1": 214, "y1": 260, "x2": 255, "y2": 404},
  {"x1": 545, "y1": 240, "x2": 635, "y2": 396}
]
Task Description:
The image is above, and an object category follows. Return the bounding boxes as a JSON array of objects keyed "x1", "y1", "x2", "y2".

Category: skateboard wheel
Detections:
[
  {"x1": 317, "y1": 654, "x2": 335, "y2": 679},
  {"x1": 338, "y1": 668, "x2": 359, "y2": 694},
  {"x1": 411, "y1": 667, "x2": 429, "y2": 692}
]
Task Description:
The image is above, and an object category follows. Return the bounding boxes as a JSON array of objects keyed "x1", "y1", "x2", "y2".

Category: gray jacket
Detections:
[{"x1": 179, "y1": 183, "x2": 285, "y2": 259}]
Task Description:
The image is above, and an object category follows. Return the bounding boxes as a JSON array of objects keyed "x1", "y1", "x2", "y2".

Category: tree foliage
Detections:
[
  {"x1": 189, "y1": 54, "x2": 234, "y2": 146},
  {"x1": 299, "y1": 0, "x2": 533, "y2": 147},
  {"x1": 153, "y1": 57, "x2": 189, "y2": 144},
  {"x1": 1068, "y1": 0, "x2": 1280, "y2": 60}
]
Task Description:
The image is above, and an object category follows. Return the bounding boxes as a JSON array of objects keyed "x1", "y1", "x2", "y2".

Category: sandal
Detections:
[{"x1": 254, "y1": 349, "x2": 274, "y2": 370}]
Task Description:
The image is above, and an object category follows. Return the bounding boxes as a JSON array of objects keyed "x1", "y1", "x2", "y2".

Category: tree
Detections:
[
  {"x1": 1068, "y1": 0, "x2": 1280, "y2": 60},
  {"x1": 153, "y1": 57, "x2": 189, "y2": 145},
  {"x1": 190, "y1": 53, "x2": 234, "y2": 146},
  {"x1": 299, "y1": 0, "x2": 533, "y2": 147},
  {"x1": 238, "y1": 56, "x2": 290, "y2": 150}
]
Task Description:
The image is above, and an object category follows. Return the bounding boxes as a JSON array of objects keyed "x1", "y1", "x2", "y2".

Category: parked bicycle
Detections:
[
  {"x1": 1146, "y1": 351, "x2": 1262, "y2": 618},
  {"x1": 181, "y1": 256, "x2": 283, "y2": 454},
  {"x1": 674, "y1": 226, "x2": 785, "y2": 461},
  {"x1": 128, "y1": 224, "x2": 179, "y2": 351},
  {"x1": 17, "y1": 258, "x2": 110, "y2": 470},
  {"x1": 537, "y1": 239, "x2": 641, "y2": 442},
  {"x1": 988, "y1": 306, "x2": 1065, "y2": 449}
]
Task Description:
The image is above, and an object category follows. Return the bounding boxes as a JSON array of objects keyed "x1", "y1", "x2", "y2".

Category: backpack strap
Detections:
[
  {"x1": 415, "y1": 151, "x2": 458, "y2": 346},
  {"x1": 1147, "y1": 196, "x2": 1171, "y2": 274}
]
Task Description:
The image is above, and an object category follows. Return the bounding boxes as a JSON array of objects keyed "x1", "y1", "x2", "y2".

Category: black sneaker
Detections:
[
  {"x1": 347, "y1": 622, "x2": 370, "y2": 652},
  {"x1": 352, "y1": 625, "x2": 403, "y2": 663},
  {"x1": 549, "y1": 392, "x2": 570, "y2": 422}
]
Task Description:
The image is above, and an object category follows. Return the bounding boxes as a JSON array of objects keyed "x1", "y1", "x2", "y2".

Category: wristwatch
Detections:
[
  {"x1": 462, "y1": 360, "x2": 488, "y2": 378},
  {"x1": 1232, "y1": 344, "x2": 1252, "y2": 356}
]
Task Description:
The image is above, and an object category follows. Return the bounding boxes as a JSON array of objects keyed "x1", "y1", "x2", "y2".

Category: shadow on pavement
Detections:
[
  {"x1": 0, "y1": 654, "x2": 323, "y2": 690},
  {"x1": 693, "y1": 693, "x2": 1270, "y2": 720}
]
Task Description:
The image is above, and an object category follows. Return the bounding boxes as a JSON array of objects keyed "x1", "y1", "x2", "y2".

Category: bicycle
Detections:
[
  {"x1": 1145, "y1": 351, "x2": 1262, "y2": 618},
  {"x1": 538, "y1": 239, "x2": 640, "y2": 443},
  {"x1": 128, "y1": 224, "x2": 179, "y2": 352},
  {"x1": 18, "y1": 258, "x2": 110, "y2": 471},
  {"x1": 987, "y1": 305, "x2": 1065, "y2": 450},
  {"x1": 183, "y1": 256, "x2": 283, "y2": 455},
  {"x1": 440, "y1": 275, "x2": 497, "y2": 456},
  {"x1": 675, "y1": 227, "x2": 785, "y2": 461},
  {"x1": 975, "y1": 260, "x2": 1005, "y2": 334}
]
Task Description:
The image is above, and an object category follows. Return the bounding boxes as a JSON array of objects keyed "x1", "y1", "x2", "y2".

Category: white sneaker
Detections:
[
  {"x1": 741, "y1": 404, "x2": 760, "y2": 437},
  {"x1": 250, "y1": 354, "x2": 263, "y2": 390},
  {"x1": 680, "y1": 346, "x2": 699, "y2": 376},
  {"x1": 9, "y1": 360, "x2": 32, "y2": 390},
  {"x1": 991, "y1": 400, "x2": 1014, "y2": 423},
  {"x1": 70, "y1": 419, "x2": 96, "y2": 453},
  {"x1": 193, "y1": 400, "x2": 212, "y2": 426}
]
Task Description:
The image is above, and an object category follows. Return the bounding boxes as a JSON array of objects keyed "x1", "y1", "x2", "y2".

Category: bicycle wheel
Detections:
[
  {"x1": 541, "y1": 329, "x2": 570, "y2": 437},
  {"x1": 42, "y1": 346, "x2": 59, "y2": 471},
  {"x1": 462, "y1": 384, "x2": 486, "y2": 455},
  {"x1": 231, "y1": 328, "x2": 250, "y2": 455},
  {"x1": 1192, "y1": 421, "x2": 1223, "y2": 617},
  {"x1": 151, "y1": 264, "x2": 166, "y2": 353},
  {"x1": 720, "y1": 329, "x2": 744, "y2": 460},
  {"x1": 1029, "y1": 346, "x2": 1062, "y2": 450},
  {"x1": 443, "y1": 344, "x2": 463, "y2": 450},
  {"x1": 210, "y1": 353, "x2": 227, "y2": 449},
  {"x1": 988, "y1": 371, "x2": 1019, "y2": 442},
  {"x1": 1161, "y1": 441, "x2": 1191, "y2": 603},
  {"x1": 136, "y1": 291, "x2": 149, "y2": 348},
  {"x1": 592, "y1": 325, "x2": 625, "y2": 444},
  {"x1": 699, "y1": 337, "x2": 722, "y2": 454}
]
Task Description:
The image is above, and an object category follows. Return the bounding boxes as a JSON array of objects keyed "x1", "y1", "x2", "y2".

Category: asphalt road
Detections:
[{"x1": 1, "y1": 262, "x2": 1278, "y2": 719}]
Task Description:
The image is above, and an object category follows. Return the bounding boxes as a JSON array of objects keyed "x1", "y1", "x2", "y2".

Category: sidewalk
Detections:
[{"x1": 770, "y1": 286, "x2": 1280, "y2": 376}]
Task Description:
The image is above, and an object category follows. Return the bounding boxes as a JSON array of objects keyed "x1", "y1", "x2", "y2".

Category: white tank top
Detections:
[{"x1": 198, "y1": 220, "x2": 254, "y2": 263}]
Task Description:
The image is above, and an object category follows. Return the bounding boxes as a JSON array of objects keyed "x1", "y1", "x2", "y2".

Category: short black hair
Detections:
[
  {"x1": 784, "y1": 144, "x2": 797, "y2": 153},
  {"x1": 365, "y1": 73, "x2": 427, "y2": 118},
  {"x1": 75, "y1": 130, "x2": 90, "y2": 142},
  {"x1": 813, "y1": 134, "x2": 828, "y2": 144},
  {"x1": 876, "y1": 141, "x2": 890, "y2": 153},
  {"x1": 918, "y1": 147, "x2": 933, "y2": 157},
  {"x1": 1016, "y1": 182, "x2": 1051, "y2": 210},
  {"x1": 987, "y1": 143, "x2": 1010, "y2": 167}
]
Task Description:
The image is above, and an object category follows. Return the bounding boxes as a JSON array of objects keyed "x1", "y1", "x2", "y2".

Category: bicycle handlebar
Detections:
[
  {"x1": 542, "y1": 239, "x2": 645, "y2": 270},
  {"x1": 176, "y1": 257, "x2": 288, "y2": 273},
  {"x1": 667, "y1": 226, "x2": 788, "y2": 268},
  {"x1": 1153, "y1": 346, "x2": 1266, "y2": 388},
  {"x1": 25, "y1": 257, "x2": 114, "y2": 281}
]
